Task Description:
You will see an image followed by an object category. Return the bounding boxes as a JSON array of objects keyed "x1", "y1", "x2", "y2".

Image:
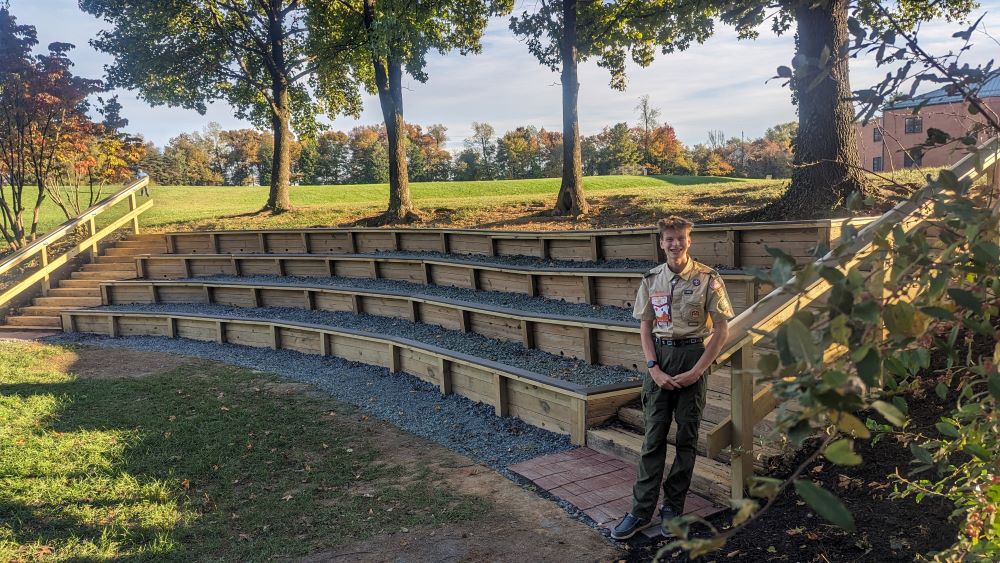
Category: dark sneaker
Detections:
[
  {"x1": 659, "y1": 505, "x2": 681, "y2": 537},
  {"x1": 610, "y1": 512, "x2": 649, "y2": 540}
]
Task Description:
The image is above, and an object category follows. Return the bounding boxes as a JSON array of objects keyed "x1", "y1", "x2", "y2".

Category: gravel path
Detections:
[
  {"x1": 43, "y1": 332, "x2": 575, "y2": 470},
  {"x1": 189, "y1": 274, "x2": 639, "y2": 325},
  {"x1": 364, "y1": 250, "x2": 658, "y2": 271},
  {"x1": 94, "y1": 302, "x2": 642, "y2": 387}
]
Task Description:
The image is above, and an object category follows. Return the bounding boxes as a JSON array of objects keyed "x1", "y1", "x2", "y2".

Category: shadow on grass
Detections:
[
  {"x1": 648, "y1": 175, "x2": 746, "y2": 185},
  {"x1": 0, "y1": 354, "x2": 482, "y2": 561}
]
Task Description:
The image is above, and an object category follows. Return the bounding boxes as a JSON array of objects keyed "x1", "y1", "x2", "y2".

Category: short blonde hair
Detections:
[{"x1": 657, "y1": 216, "x2": 694, "y2": 237}]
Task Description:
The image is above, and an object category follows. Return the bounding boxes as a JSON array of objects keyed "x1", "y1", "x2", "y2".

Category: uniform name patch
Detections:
[{"x1": 683, "y1": 289, "x2": 693, "y2": 294}]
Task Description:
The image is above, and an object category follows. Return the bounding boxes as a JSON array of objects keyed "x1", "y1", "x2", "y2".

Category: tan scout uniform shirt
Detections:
[{"x1": 632, "y1": 259, "x2": 735, "y2": 338}]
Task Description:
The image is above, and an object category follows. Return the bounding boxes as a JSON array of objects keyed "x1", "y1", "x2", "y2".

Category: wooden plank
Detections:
[
  {"x1": 314, "y1": 292, "x2": 353, "y2": 313},
  {"x1": 521, "y1": 320, "x2": 534, "y2": 349},
  {"x1": 729, "y1": 343, "x2": 755, "y2": 499},
  {"x1": 439, "y1": 357, "x2": 452, "y2": 395},
  {"x1": 468, "y1": 311, "x2": 520, "y2": 342},
  {"x1": 494, "y1": 373, "x2": 509, "y2": 417},
  {"x1": 582, "y1": 327, "x2": 597, "y2": 364},
  {"x1": 175, "y1": 318, "x2": 217, "y2": 341},
  {"x1": 389, "y1": 344, "x2": 401, "y2": 373},
  {"x1": 570, "y1": 397, "x2": 586, "y2": 445},
  {"x1": 581, "y1": 275, "x2": 595, "y2": 304}
]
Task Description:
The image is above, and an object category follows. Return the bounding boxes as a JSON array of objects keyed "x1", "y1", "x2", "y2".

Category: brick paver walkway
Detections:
[{"x1": 510, "y1": 447, "x2": 725, "y2": 538}]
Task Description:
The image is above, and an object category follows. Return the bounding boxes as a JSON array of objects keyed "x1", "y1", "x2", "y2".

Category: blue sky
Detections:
[{"x1": 9, "y1": 0, "x2": 1000, "y2": 150}]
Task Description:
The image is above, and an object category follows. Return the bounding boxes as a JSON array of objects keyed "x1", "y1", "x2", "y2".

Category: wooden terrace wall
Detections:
[
  {"x1": 61, "y1": 310, "x2": 641, "y2": 444},
  {"x1": 133, "y1": 254, "x2": 758, "y2": 311},
  {"x1": 161, "y1": 218, "x2": 875, "y2": 268}
]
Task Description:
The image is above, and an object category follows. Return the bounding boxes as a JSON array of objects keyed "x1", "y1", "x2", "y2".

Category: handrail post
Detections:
[
  {"x1": 88, "y1": 217, "x2": 98, "y2": 258},
  {"x1": 129, "y1": 192, "x2": 140, "y2": 234},
  {"x1": 40, "y1": 246, "x2": 49, "y2": 296},
  {"x1": 730, "y1": 341, "x2": 755, "y2": 500}
]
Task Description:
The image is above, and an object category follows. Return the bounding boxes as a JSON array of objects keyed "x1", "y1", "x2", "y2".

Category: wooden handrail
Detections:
[
  {"x1": 0, "y1": 177, "x2": 151, "y2": 311},
  {"x1": 707, "y1": 136, "x2": 999, "y2": 468},
  {"x1": 0, "y1": 177, "x2": 149, "y2": 275}
]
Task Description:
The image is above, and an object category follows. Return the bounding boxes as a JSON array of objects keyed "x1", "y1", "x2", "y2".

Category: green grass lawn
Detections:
[
  {"x1": 7, "y1": 175, "x2": 781, "y2": 242},
  {"x1": 7, "y1": 168, "x2": 952, "y2": 248},
  {"x1": 0, "y1": 342, "x2": 486, "y2": 561}
]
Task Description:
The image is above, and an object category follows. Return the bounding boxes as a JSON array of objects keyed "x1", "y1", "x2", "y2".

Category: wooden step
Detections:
[
  {"x1": 0, "y1": 324, "x2": 61, "y2": 333},
  {"x1": 95, "y1": 255, "x2": 139, "y2": 264},
  {"x1": 58, "y1": 279, "x2": 104, "y2": 288},
  {"x1": 33, "y1": 296, "x2": 102, "y2": 307},
  {"x1": 82, "y1": 263, "x2": 137, "y2": 273},
  {"x1": 5, "y1": 315, "x2": 61, "y2": 328},
  {"x1": 116, "y1": 239, "x2": 167, "y2": 249},
  {"x1": 615, "y1": 407, "x2": 780, "y2": 468},
  {"x1": 70, "y1": 271, "x2": 136, "y2": 280},
  {"x1": 104, "y1": 247, "x2": 161, "y2": 257},
  {"x1": 124, "y1": 234, "x2": 166, "y2": 243},
  {"x1": 586, "y1": 426, "x2": 732, "y2": 505},
  {"x1": 20, "y1": 306, "x2": 78, "y2": 316},
  {"x1": 46, "y1": 288, "x2": 102, "y2": 298}
]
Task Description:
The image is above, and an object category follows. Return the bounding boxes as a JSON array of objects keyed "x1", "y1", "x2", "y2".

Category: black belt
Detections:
[{"x1": 656, "y1": 337, "x2": 704, "y2": 347}]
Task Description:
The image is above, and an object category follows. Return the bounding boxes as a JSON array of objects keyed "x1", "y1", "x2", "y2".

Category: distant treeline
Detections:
[{"x1": 139, "y1": 120, "x2": 797, "y2": 186}]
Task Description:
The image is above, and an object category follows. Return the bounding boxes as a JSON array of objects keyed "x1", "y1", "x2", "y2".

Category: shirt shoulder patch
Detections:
[{"x1": 643, "y1": 264, "x2": 664, "y2": 278}]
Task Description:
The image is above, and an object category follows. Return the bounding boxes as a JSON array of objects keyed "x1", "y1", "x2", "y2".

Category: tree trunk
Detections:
[
  {"x1": 786, "y1": 0, "x2": 871, "y2": 213},
  {"x1": 554, "y1": 0, "x2": 588, "y2": 216},
  {"x1": 364, "y1": 0, "x2": 414, "y2": 223},
  {"x1": 265, "y1": 80, "x2": 293, "y2": 213},
  {"x1": 378, "y1": 56, "x2": 413, "y2": 221}
]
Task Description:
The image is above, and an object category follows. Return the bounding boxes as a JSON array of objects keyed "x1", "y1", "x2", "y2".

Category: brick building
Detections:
[{"x1": 856, "y1": 72, "x2": 1000, "y2": 172}]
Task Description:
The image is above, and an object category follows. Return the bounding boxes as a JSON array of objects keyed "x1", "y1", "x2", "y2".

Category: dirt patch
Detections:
[
  {"x1": 45, "y1": 347, "x2": 200, "y2": 379},
  {"x1": 300, "y1": 408, "x2": 621, "y2": 563}
]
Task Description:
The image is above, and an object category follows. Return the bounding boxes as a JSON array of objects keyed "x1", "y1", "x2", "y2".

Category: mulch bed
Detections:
[{"x1": 619, "y1": 345, "x2": 983, "y2": 562}]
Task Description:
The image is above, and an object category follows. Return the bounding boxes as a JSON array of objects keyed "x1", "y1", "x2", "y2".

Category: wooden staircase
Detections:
[{"x1": 0, "y1": 234, "x2": 166, "y2": 332}]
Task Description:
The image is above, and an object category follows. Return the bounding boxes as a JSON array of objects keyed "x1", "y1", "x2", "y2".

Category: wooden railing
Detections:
[
  {"x1": 705, "y1": 136, "x2": 1000, "y2": 499},
  {"x1": 0, "y1": 177, "x2": 153, "y2": 318}
]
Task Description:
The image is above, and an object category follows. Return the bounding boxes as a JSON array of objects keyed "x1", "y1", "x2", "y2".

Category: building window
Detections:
[
  {"x1": 903, "y1": 151, "x2": 922, "y2": 168},
  {"x1": 873, "y1": 156, "x2": 883, "y2": 172},
  {"x1": 873, "y1": 127, "x2": 883, "y2": 142},
  {"x1": 904, "y1": 116, "x2": 923, "y2": 134}
]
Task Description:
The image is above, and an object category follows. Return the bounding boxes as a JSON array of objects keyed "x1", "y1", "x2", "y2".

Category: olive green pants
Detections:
[{"x1": 630, "y1": 343, "x2": 707, "y2": 520}]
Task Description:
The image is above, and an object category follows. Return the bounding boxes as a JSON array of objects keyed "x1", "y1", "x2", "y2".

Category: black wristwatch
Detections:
[{"x1": 646, "y1": 360, "x2": 657, "y2": 369}]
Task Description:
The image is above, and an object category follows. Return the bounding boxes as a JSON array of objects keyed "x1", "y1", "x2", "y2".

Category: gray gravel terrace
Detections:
[
  {"x1": 188, "y1": 274, "x2": 640, "y2": 325},
  {"x1": 43, "y1": 332, "x2": 575, "y2": 470},
  {"x1": 363, "y1": 250, "x2": 659, "y2": 271},
  {"x1": 93, "y1": 302, "x2": 644, "y2": 387}
]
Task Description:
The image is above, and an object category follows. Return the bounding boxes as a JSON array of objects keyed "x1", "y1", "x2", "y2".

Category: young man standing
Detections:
[{"x1": 611, "y1": 216, "x2": 734, "y2": 540}]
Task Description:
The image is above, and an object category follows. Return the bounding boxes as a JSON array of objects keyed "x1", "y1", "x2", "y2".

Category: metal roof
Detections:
[{"x1": 887, "y1": 71, "x2": 1000, "y2": 110}]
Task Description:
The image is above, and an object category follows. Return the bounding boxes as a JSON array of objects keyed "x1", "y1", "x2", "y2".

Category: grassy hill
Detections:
[
  {"x1": 10, "y1": 167, "x2": 945, "y2": 243},
  {"x1": 126, "y1": 174, "x2": 786, "y2": 233}
]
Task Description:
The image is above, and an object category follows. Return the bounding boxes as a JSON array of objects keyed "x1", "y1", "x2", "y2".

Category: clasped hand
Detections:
[{"x1": 650, "y1": 366, "x2": 702, "y2": 389}]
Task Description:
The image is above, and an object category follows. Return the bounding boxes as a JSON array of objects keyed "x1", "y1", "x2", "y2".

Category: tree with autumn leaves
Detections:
[{"x1": 0, "y1": 7, "x2": 141, "y2": 249}]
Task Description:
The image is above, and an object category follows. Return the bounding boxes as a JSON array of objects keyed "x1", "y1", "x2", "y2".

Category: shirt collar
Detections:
[{"x1": 666, "y1": 258, "x2": 697, "y2": 281}]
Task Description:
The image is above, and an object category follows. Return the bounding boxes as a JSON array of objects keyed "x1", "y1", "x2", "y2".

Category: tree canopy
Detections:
[
  {"x1": 307, "y1": 0, "x2": 512, "y2": 223},
  {"x1": 510, "y1": 0, "x2": 715, "y2": 215},
  {"x1": 81, "y1": 0, "x2": 360, "y2": 213}
]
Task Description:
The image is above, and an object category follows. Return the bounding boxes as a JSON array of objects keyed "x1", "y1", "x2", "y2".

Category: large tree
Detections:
[
  {"x1": 510, "y1": 0, "x2": 714, "y2": 215},
  {"x1": 308, "y1": 0, "x2": 512, "y2": 223},
  {"x1": 80, "y1": 0, "x2": 360, "y2": 213},
  {"x1": 719, "y1": 0, "x2": 977, "y2": 213},
  {"x1": 0, "y1": 7, "x2": 101, "y2": 247}
]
